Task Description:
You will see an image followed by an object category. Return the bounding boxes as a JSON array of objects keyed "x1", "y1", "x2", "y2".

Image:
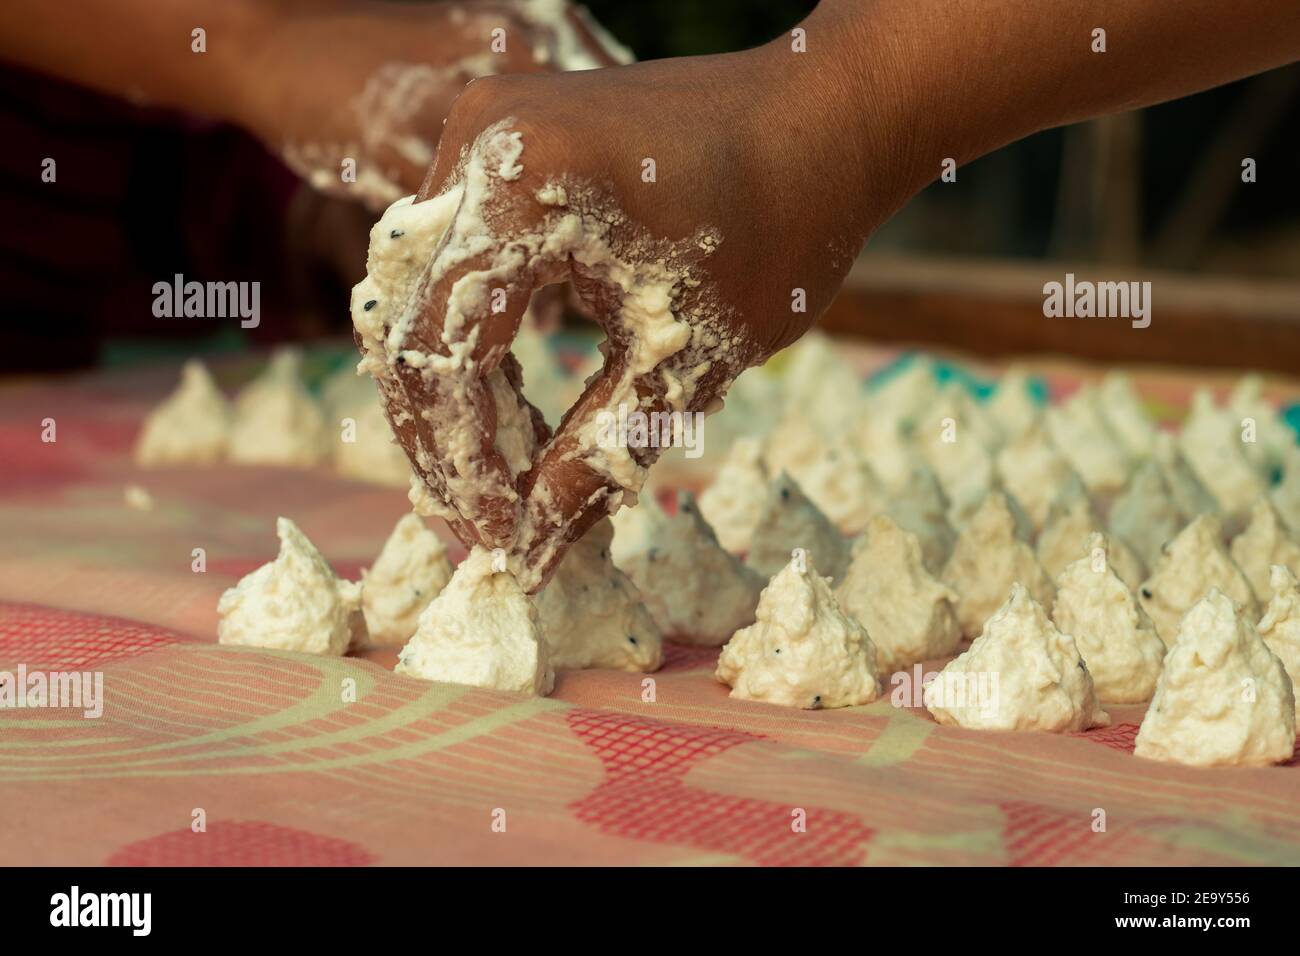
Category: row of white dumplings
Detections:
[
  {"x1": 135, "y1": 349, "x2": 410, "y2": 487},
  {"x1": 604, "y1": 337, "x2": 1300, "y2": 766},
  {"x1": 216, "y1": 510, "x2": 667, "y2": 685},
  {"x1": 610, "y1": 467, "x2": 1300, "y2": 768},
  {"x1": 204, "y1": 331, "x2": 1300, "y2": 767},
  {"x1": 134, "y1": 324, "x2": 598, "y2": 485}
]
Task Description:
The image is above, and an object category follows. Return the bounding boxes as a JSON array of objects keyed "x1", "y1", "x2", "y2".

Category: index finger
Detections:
[{"x1": 351, "y1": 121, "x2": 557, "y2": 549}]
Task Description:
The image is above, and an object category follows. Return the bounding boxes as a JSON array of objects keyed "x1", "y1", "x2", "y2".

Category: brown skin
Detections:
[
  {"x1": 244, "y1": 2, "x2": 622, "y2": 198},
  {"x1": 390, "y1": 0, "x2": 1300, "y2": 586},
  {"x1": 391, "y1": 49, "x2": 890, "y2": 578},
  {"x1": 5, "y1": 0, "x2": 1297, "y2": 583},
  {"x1": 0, "y1": 0, "x2": 620, "y2": 198}
]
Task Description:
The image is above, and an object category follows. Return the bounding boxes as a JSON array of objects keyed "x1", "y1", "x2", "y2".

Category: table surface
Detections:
[{"x1": 1, "y1": 343, "x2": 1299, "y2": 866}]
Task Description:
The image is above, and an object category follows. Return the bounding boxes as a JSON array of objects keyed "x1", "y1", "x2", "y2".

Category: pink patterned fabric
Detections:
[{"x1": 1, "y1": 348, "x2": 1298, "y2": 865}]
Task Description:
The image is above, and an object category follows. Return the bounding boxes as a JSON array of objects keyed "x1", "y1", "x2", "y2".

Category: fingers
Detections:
[
  {"x1": 511, "y1": 325, "x2": 745, "y2": 592},
  {"x1": 379, "y1": 119, "x2": 565, "y2": 551},
  {"x1": 388, "y1": 252, "x2": 544, "y2": 550}
]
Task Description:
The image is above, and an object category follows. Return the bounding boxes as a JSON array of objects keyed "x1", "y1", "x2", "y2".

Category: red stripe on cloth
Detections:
[
  {"x1": 107, "y1": 821, "x2": 376, "y2": 866},
  {"x1": 567, "y1": 709, "x2": 873, "y2": 866},
  {"x1": 1070, "y1": 722, "x2": 1140, "y2": 753},
  {"x1": 0, "y1": 602, "x2": 184, "y2": 668}
]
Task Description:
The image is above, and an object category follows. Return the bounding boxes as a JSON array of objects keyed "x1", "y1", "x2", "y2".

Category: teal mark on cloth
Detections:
[{"x1": 865, "y1": 351, "x2": 1048, "y2": 406}]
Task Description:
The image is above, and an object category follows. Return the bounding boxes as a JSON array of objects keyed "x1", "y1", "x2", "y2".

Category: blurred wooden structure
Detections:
[{"x1": 825, "y1": 255, "x2": 1300, "y2": 373}]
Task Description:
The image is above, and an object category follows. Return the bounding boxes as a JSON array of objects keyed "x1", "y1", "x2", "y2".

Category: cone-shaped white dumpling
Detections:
[
  {"x1": 1228, "y1": 374, "x2": 1291, "y2": 473},
  {"x1": 1272, "y1": 446, "x2": 1300, "y2": 535},
  {"x1": 218, "y1": 517, "x2": 365, "y2": 655},
  {"x1": 836, "y1": 514, "x2": 960, "y2": 674},
  {"x1": 884, "y1": 464, "x2": 956, "y2": 573},
  {"x1": 331, "y1": 375, "x2": 412, "y2": 488},
  {"x1": 1096, "y1": 372, "x2": 1157, "y2": 458},
  {"x1": 1044, "y1": 385, "x2": 1132, "y2": 495},
  {"x1": 361, "y1": 513, "x2": 452, "y2": 647},
  {"x1": 135, "y1": 359, "x2": 231, "y2": 466},
  {"x1": 624, "y1": 493, "x2": 765, "y2": 646},
  {"x1": 1109, "y1": 459, "x2": 1187, "y2": 568},
  {"x1": 229, "y1": 349, "x2": 329, "y2": 467},
  {"x1": 925, "y1": 583, "x2": 1109, "y2": 732},
  {"x1": 704, "y1": 364, "x2": 785, "y2": 454},
  {"x1": 1135, "y1": 589, "x2": 1295, "y2": 767},
  {"x1": 716, "y1": 553, "x2": 880, "y2": 709},
  {"x1": 1152, "y1": 431, "x2": 1218, "y2": 519},
  {"x1": 914, "y1": 385, "x2": 999, "y2": 524},
  {"x1": 778, "y1": 331, "x2": 865, "y2": 433},
  {"x1": 536, "y1": 519, "x2": 664, "y2": 672},
  {"x1": 746, "y1": 472, "x2": 850, "y2": 583},
  {"x1": 762, "y1": 409, "x2": 830, "y2": 485},
  {"x1": 1051, "y1": 533, "x2": 1164, "y2": 703},
  {"x1": 1177, "y1": 388, "x2": 1265, "y2": 519},
  {"x1": 1037, "y1": 476, "x2": 1145, "y2": 590},
  {"x1": 396, "y1": 547, "x2": 554, "y2": 696},
  {"x1": 789, "y1": 439, "x2": 886, "y2": 535},
  {"x1": 320, "y1": 361, "x2": 374, "y2": 423},
  {"x1": 1230, "y1": 498, "x2": 1300, "y2": 604},
  {"x1": 1258, "y1": 565, "x2": 1300, "y2": 721},
  {"x1": 1138, "y1": 515, "x2": 1259, "y2": 645},
  {"x1": 698, "y1": 437, "x2": 768, "y2": 553},
  {"x1": 867, "y1": 355, "x2": 938, "y2": 435},
  {"x1": 510, "y1": 320, "x2": 572, "y2": 428},
  {"x1": 609, "y1": 489, "x2": 669, "y2": 568},
  {"x1": 942, "y1": 492, "x2": 1056, "y2": 638},
  {"x1": 850, "y1": 414, "x2": 916, "y2": 491},
  {"x1": 986, "y1": 365, "x2": 1041, "y2": 441},
  {"x1": 994, "y1": 421, "x2": 1074, "y2": 530}
]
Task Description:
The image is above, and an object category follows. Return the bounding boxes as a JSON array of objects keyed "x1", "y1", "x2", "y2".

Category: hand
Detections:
[
  {"x1": 245, "y1": 0, "x2": 628, "y2": 209},
  {"x1": 363, "y1": 35, "x2": 908, "y2": 589}
]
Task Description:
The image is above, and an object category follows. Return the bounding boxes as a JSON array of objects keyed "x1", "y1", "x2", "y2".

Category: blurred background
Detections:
[{"x1": 3, "y1": 0, "x2": 1297, "y2": 373}]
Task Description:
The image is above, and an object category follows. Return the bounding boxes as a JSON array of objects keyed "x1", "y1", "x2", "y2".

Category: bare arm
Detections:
[
  {"x1": 372, "y1": 0, "x2": 1300, "y2": 581},
  {"x1": 0, "y1": 0, "x2": 271, "y2": 122},
  {"x1": 811, "y1": 0, "x2": 1300, "y2": 228},
  {"x1": 0, "y1": 0, "x2": 625, "y2": 204}
]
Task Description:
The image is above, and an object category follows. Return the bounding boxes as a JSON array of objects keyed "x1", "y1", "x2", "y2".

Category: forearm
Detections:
[
  {"x1": 802, "y1": 0, "x2": 1300, "y2": 223},
  {"x1": 0, "y1": 0, "x2": 281, "y2": 122}
]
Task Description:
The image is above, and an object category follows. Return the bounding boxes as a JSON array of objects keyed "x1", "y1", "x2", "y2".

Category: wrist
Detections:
[
  {"x1": 202, "y1": 0, "x2": 298, "y2": 130},
  {"x1": 753, "y1": 2, "x2": 931, "y2": 240},
  {"x1": 229, "y1": 0, "x2": 355, "y2": 139}
]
